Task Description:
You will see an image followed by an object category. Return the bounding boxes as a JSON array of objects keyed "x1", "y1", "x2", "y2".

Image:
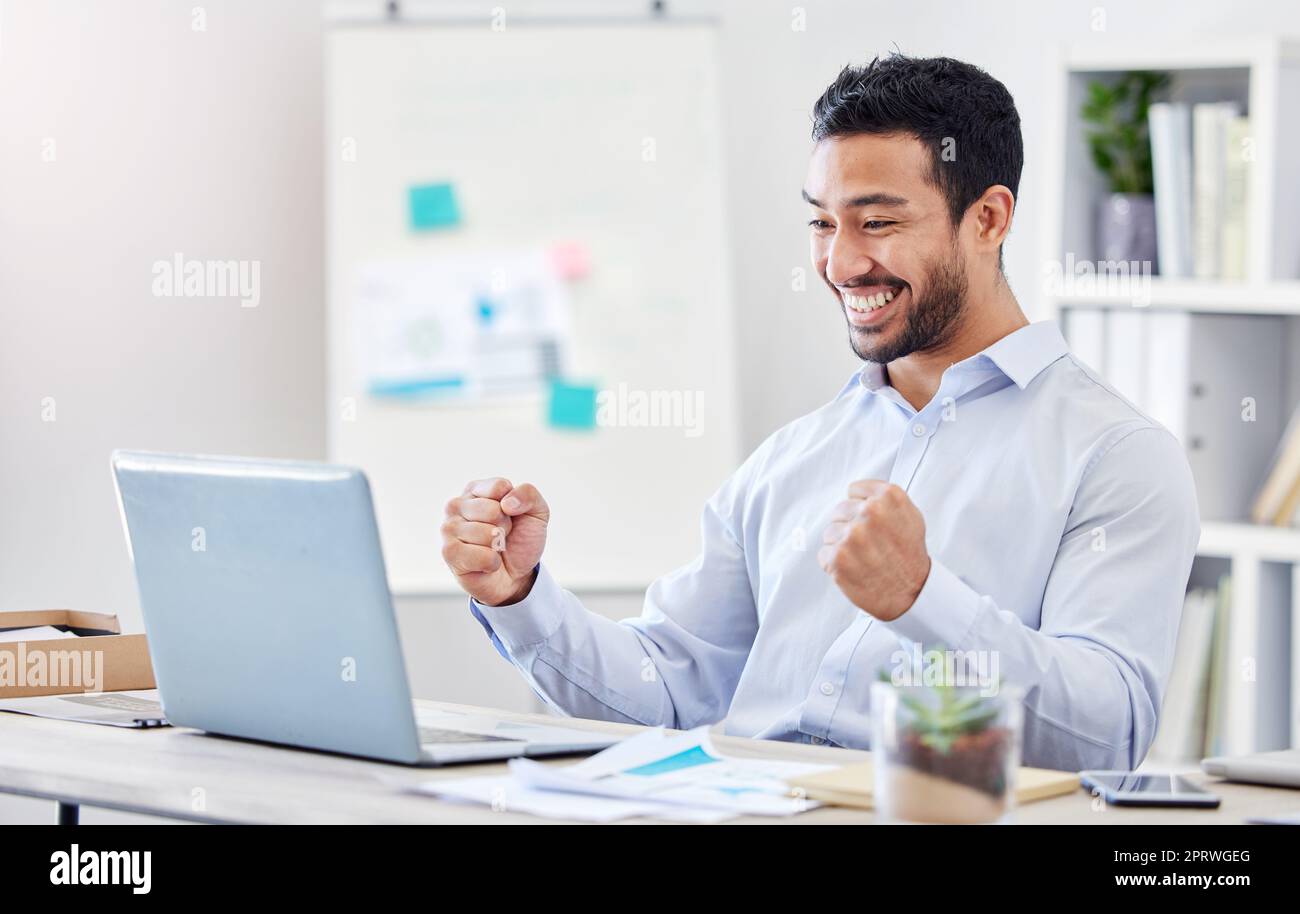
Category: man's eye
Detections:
[
  {"x1": 808, "y1": 219, "x2": 833, "y2": 230},
  {"x1": 865, "y1": 220, "x2": 894, "y2": 231}
]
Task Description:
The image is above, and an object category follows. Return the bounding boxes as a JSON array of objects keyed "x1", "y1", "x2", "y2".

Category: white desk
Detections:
[{"x1": 1, "y1": 700, "x2": 1293, "y2": 824}]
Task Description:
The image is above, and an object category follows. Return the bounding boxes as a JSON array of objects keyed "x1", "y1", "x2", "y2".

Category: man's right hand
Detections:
[{"x1": 441, "y1": 477, "x2": 550, "y2": 606}]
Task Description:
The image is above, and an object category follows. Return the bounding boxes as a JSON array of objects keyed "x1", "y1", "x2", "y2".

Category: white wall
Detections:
[
  {"x1": 4, "y1": 0, "x2": 1300, "y2": 823},
  {"x1": 0, "y1": 0, "x2": 326, "y2": 623}
]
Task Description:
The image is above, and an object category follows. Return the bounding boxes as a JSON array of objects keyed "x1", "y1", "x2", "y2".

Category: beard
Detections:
[{"x1": 846, "y1": 250, "x2": 968, "y2": 364}]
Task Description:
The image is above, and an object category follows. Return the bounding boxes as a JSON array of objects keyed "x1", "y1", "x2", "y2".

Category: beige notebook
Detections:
[{"x1": 787, "y1": 761, "x2": 1080, "y2": 810}]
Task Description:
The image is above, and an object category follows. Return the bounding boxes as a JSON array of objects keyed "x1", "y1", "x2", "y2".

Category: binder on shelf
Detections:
[
  {"x1": 1102, "y1": 309, "x2": 1147, "y2": 411},
  {"x1": 1094, "y1": 312, "x2": 1284, "y2": 521},
  {"x1": 1143, "y1": 310, "x2": 1191, "y2": 446},
  {"x1": 1063, "y1": 309, "x2": 1106, "y2": 374}
]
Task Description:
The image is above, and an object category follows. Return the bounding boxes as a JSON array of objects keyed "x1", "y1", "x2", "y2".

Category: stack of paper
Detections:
[{"x1": 412, "y1": 727, "x2": 835, "y2": 823}]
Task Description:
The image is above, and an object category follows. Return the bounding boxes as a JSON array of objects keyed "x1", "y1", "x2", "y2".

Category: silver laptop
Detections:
[
  {"x1": 1202, "y1": 749, "x2": 1300, "y2": 788},
  {"x1": 110, "y1": 450, "x2": 618, "y2": 766}
]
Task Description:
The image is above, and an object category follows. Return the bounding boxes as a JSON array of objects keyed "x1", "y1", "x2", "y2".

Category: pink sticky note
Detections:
[{"x1": 548, "y1": 241, "x2": 590, "y2": 280}]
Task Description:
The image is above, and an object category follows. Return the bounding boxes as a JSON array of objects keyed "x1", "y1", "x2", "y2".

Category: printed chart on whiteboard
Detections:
[{"x1": 355, "y1": 250, "x2": 573, "y2": 402}]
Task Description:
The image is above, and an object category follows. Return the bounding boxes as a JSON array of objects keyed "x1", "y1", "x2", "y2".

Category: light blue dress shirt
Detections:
[{"x1": 469, "y1": 321, "x2": 1200, "y2": 771}]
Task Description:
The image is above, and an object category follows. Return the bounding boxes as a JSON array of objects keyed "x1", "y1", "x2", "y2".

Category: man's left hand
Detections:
[{"x1": 819, "y1": 480, "x2": 932, "y2": 621}]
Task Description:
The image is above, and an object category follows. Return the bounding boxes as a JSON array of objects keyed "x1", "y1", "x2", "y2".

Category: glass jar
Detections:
[{"x1": 871, "y1": 680, "x2": 1024, "y2": 824}]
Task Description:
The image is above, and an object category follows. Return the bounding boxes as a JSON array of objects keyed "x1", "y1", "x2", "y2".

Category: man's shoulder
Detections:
[
  {"x1": 1037, "y1": 350, "x2": 1173, "y2": 441},
  {"x1": 1036, "y1": 352, "x2": 1194, "y2": 489}
]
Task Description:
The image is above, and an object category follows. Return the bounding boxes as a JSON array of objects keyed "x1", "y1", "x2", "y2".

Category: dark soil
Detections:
[{"x1": 895, "y1": 726, "x2": 1012, "y2": 798}]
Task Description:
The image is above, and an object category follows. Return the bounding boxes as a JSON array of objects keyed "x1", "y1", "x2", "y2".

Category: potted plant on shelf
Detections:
[
  {"x1": 1080, "y1": 70, "x2": 1167, "y2": 270},
  {"x1": 871, "y1": 673, "x2": 1023, "y2": 824}
]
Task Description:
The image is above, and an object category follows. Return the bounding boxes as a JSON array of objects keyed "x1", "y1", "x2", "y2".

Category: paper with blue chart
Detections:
[
  {"x1": 414, "y1": 727, "x2": 832, "y2": 822},
  {"x1": 355, "y1": 250, "x2": 571, "y2": 402}
]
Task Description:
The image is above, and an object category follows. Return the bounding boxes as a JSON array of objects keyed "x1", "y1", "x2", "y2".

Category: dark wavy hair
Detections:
[{"x1": 811, "y1": 54, "x2": 1023, "y2": 234}]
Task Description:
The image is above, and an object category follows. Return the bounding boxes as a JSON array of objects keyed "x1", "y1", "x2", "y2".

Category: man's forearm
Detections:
[{"x1": 469, "y1": 564, "x2": 680, "y2": 726}]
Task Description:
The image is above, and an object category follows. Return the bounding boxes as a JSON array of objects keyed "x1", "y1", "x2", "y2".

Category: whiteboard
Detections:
[{"x1": 325, "y1": 21, "x2": 740, "y2": 593}]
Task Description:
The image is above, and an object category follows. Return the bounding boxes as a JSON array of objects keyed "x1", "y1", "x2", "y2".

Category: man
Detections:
[{"x1": 440, "y1": 54, "x2": 1199, "y2": 772}]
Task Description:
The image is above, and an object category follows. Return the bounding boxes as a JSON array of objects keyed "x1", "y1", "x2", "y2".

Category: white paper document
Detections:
[
  {"x1": 413, "y1": 726, "x2": 833, "y2": 823},
  {"x1": 419, "y1": 774, "x2": 732, "y2": 824},
  {"x1": 0, "y1": 626, "x2": 78, "y2": 642}
]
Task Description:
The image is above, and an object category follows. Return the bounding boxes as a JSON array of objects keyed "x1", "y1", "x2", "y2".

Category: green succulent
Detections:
[
  {"x1": 1080, "y1": 71, "x2": 1168, "y2": 195},
  {"x1": 877, "y1": 669, "x2": 1002, "y2": 754}
]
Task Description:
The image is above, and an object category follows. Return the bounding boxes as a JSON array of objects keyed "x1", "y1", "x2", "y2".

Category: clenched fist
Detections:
[
  {"x1": 819, "y1": 480, "x2": 931, "y2": 621},
  {"x1": 441, "y1": 477, "x2": 549, "y2": 607}
]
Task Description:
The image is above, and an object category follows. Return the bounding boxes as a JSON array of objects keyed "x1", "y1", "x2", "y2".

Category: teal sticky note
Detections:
[
  {"x1": 408, "y1": 182, "x2": 461, "y2": 230},
  {"x1": 547, "y1": 380, "x2": 598, "y2": 431}
]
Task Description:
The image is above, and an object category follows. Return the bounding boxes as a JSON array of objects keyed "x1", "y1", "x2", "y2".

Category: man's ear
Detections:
[{"x1": 971, "y1": 184, "x2": 1015, "y2": 254}]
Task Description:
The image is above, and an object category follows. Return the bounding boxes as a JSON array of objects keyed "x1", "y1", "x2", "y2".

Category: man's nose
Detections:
[{"x1": 824, "y1": 234, "x2": 876, "y2": 289}]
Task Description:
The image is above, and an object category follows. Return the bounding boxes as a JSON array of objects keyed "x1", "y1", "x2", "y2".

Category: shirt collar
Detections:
[
  {"x1": 839, "y1": 320, "x2": 1070, "y2": 398},
  {"x1": 974, "y1": 320, "x2": 1070, "y2": 389}
]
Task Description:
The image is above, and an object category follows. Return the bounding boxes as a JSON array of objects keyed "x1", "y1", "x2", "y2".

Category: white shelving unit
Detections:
[
  {"x1": 1053, "y1": 279, "x2": 1300, "y2": 314},
  {"x1": 1042, "y1": 38, "x2": 1300, "y2": 754},
  {"x1": 1195, "y1": 523, "x2": 1300, "y2": 752}
]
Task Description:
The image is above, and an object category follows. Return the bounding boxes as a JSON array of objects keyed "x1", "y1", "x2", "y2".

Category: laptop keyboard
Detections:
[{"x1": 418, "y1": 726, "x2": 519, "y2": 745}]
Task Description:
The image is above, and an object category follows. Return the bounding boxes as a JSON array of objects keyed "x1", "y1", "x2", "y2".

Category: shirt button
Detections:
[
  {"x1": 819, "y1": 681, "x2": 835, "y2": 696},
  {"x1": 911, "y1": 423, "x2": 927, "y2": 437}
]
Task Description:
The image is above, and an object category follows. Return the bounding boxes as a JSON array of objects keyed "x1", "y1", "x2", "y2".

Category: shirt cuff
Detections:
[
  {"x1": 884, "y1": 558, "x2": 982, "y2": 649},
  {"x1": 468, "y1": 563, "x2": 566, "y2": 655}
]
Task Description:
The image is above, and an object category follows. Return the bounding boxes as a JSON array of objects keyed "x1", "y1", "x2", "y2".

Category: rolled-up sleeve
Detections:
[{"x1": 885, "y1": 425, "x2": 1200, "y2": 771}]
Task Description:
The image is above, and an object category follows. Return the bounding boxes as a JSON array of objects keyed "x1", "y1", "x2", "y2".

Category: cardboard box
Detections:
[{"x1": 0, "y1": 609, "x2": 155, "y2": 698}]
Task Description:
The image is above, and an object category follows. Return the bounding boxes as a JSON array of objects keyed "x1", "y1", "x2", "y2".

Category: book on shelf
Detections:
[
  {"x1": 1250, "y1": 403, "x2": 1300, "y2": 526},
  {"x1": 1192, "y1": 102, "x2": 1240, "y2": 280},
  {"x1": 1220, "y1": 115, "x2": 1251, "y2": 281},
  {"x1": 1148, "y1": 576, "x2": 1232, "y2": 765},
  {"x1": 1201, "y1": 575, "x2": 1232, "y2": 759},
  {"x1": 1148, "y1": 102, "x2": 1193, "y2": 279},
  {"x1": 1148, "y1": 101, "x2": 1249, "y2": 281},
  {"x1": 1148, "y1": 586, "x2": 1217, "y2": 763},
  {"x1": 1272, "y1": 470, "x2": 1300, "y2": 527}
]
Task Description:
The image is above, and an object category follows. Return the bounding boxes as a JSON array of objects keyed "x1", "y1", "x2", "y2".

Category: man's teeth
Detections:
[{"x1": 844, "y1": 289, "x2": 896, "y2": 312}]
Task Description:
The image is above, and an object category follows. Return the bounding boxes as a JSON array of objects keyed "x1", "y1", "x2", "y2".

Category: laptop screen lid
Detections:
[{"x1": 111, "y1": 450, "x2": 424, "y2": 763}]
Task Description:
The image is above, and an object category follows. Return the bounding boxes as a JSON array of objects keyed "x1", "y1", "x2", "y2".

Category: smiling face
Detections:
[{"x1": 804, "y1": 132, "x2": 969, "y2": 364}]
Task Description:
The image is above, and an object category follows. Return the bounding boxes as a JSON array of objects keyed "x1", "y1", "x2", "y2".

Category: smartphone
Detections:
[{"x1": 1080, "y1": 771, "x2": 1221, "y2": 808}]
